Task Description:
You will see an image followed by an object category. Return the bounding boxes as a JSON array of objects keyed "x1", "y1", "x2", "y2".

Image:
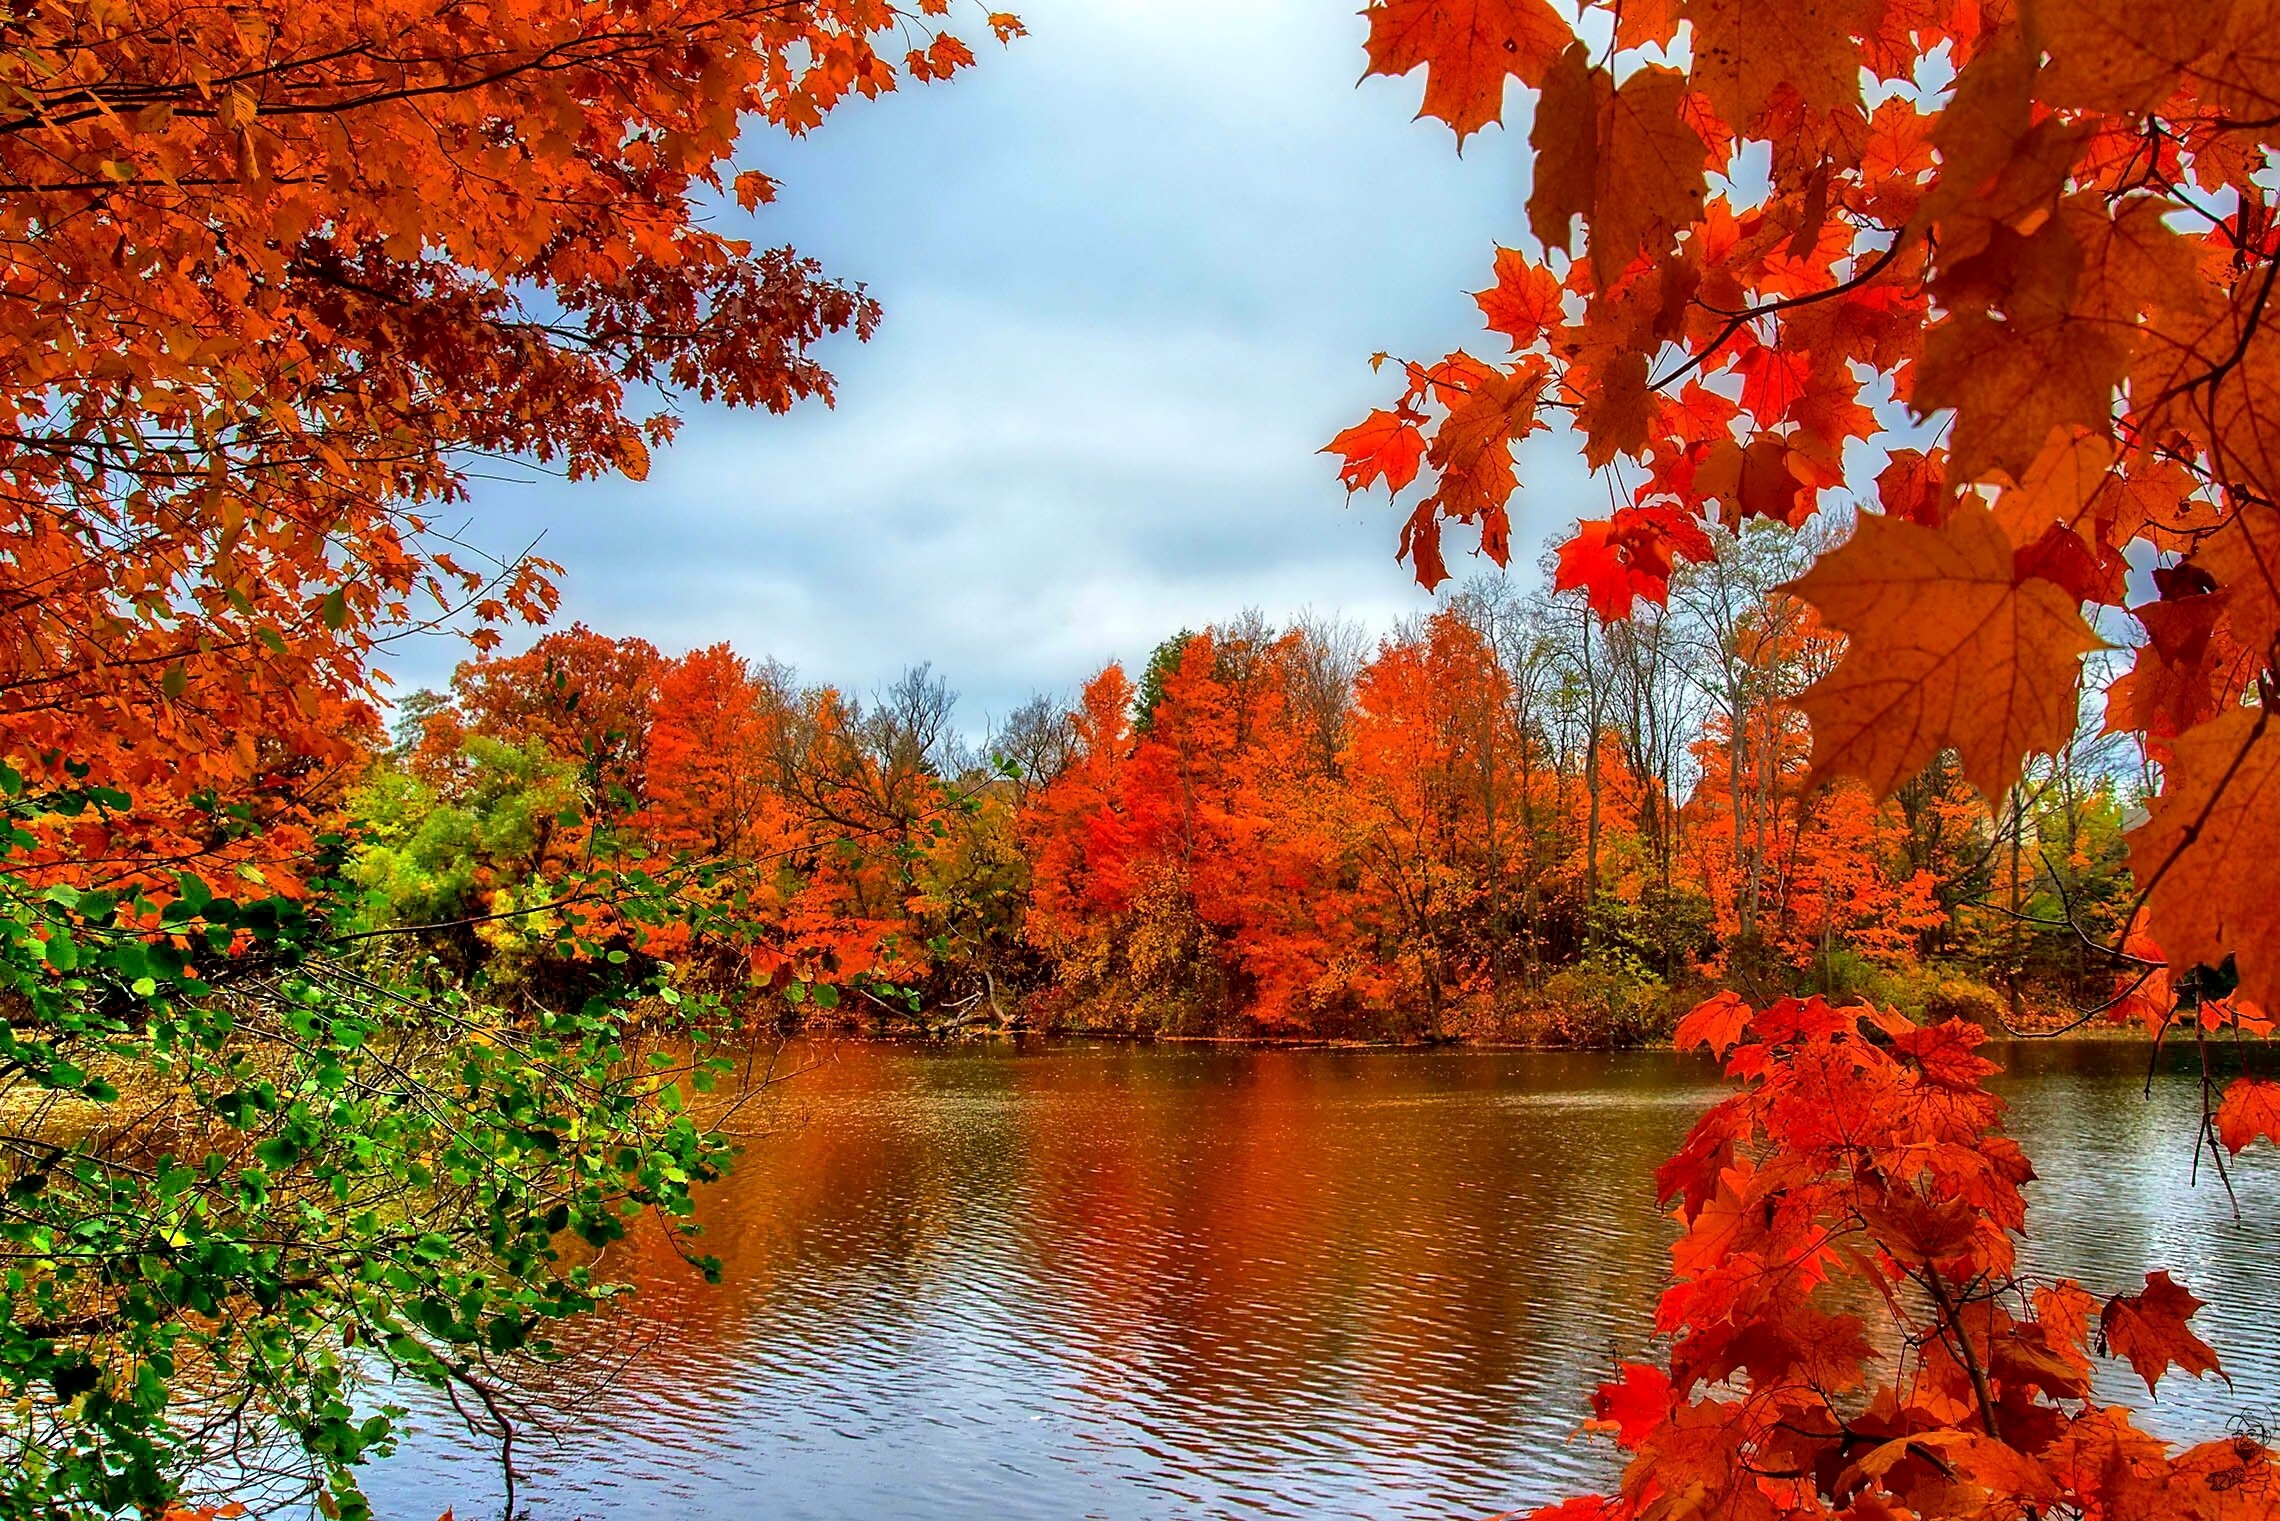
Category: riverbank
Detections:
[{"x1": 787, "y1": 975, "x2": 2149, "y2": 1052}]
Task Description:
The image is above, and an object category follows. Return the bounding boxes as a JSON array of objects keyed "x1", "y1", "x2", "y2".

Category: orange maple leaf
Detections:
[
  {"x1": 1529, "y1": 55, "x2": 1707, "y2": 287},
  {"x1": 1673, "y1": 990, "x2": 1753, "y2": 1058},
  {"x1": 1785, "y1": 504, "x2": 2104, "y2": 800},
  {"x1": 1325, "y1": 409, "x2": 1427, "y2": 493},
  {"x1": 2098, "y1": 1271, "x2": 2223, "y2": 1395},
  {"x1": 2214, "y1": 1077, "x2": 2280, "y2": 1155},
  {"x1": 1474, "y1": 246, "x2": 1565, "y2": 349},
  {"x1": 1684, "y1": 0, "x2": 1869, "y2": 132},
  {"x1": 1361, "y1": 0, "x2": 1572, "y2": 143},
  {"x1": 2129, "y1": 706, "x2": 2280, "y2": 1013}
]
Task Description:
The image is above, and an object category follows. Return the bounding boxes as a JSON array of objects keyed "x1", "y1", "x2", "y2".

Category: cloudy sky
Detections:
[{"x1": 400, "y1": 0, "x2": 1599, "y2": 728}]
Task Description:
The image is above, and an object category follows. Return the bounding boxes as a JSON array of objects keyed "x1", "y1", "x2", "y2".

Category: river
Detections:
[{"x1": 365, "y1": 1038, "x2": 2280, "y2": 1520}]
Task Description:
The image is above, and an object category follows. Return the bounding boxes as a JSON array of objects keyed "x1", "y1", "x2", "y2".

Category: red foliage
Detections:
[{"x1": 1543, "y1": 996, "x2": 2264, "y2": 1521}]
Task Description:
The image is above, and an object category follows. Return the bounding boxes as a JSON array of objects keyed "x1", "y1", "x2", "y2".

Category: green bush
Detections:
[
  {"x1": 0, "y1": 771, "x2": 731, "y2": 1519},
  {"x1": 1538, "y1": 947, "x2": 1678, "y2": 1048},
  {"x1": 1812, "y1": 950, "x2": 2006, "y2": 1028}
]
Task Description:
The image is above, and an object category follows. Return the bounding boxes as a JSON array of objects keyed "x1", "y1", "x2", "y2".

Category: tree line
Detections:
[{"x1": 359, "y1": 525, "x2": 2142, "y2": 1045}]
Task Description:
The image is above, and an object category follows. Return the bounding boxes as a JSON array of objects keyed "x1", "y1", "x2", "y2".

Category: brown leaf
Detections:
[
  {"x1": 1785, "y1": 502, "x2": 2104, "y2": 799},
  {"x1": 1524, "y1": 52, "x2": 1704, "y2": 285},
  {"x1": 2128, "y1": 706, "x2": 2280, "y2": 1011},
  {"x1": 2099, "y1": 1271, "x2": 2224, "y2": 1395},
  {"x1": 1593, "y1": 65, "x2": 1708, "y2": 285},
  {"x1": 1527, "y1": 42, "x2": 1605, "y2": 254},
  {"x1": 1574, "y1": 349, "x2": 1653, "y2": 468},
  {"x1": 1683, "y1": 0, "x2": 1870, "y2": 131}
]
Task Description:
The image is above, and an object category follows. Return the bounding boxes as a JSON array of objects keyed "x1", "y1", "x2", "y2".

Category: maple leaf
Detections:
[
  {"x1": 2099, "y1": 1271, "x2": 2224, "y2": 1395},
  {"x1": 1591, "y1": 66, "x2": 1709, "y2": 285},
  {"x1": 1400, "y1": 498, "x2": 1455, "y2": 590},
  {"x1": 1525, "y1": 49, "x2": 1704, "y2": 285},
  {"x1": 2214, "y1": 1077, "x2": 2280, "y2": 1154},
  {"x1": 2012, "y1": 523, "x2": 2119, "y2": 604},
  {"x1": 1362, "y1": 0, "x2": 1574, "y2": 143},
  {"x1": 1785, "y1": 504, "x2": 2104, "y2": 800},
  {"x1": 2128, "y1": 706, "x2": 2280, "y2": 1013},
  {"x1": 2105, "y1": 593, "x2": 2255, "y2": 744},
  {"x1": 1914, "y1": 307, "x2": 2129, "y2": 486},
  {"x1": 1474, "y1": 247, "x2": 1565, "y2": 348},
  {"x1": 2039, "y1": 0, "x2": 2208, "y2": 115},
  {"x1": 1586, "y1": 1361, "x2": 1673, "y2": 1448},
  {"x1": 1325, "y1": 409, "x2": 1427, "y2": 493},
  {"x1": 2139, "y1": 287, "x2": 2280, "y2": 510},
  {"x1": 1574, "y1": 350, "x2": 1654, "y2": 468},
  {"x1": 2197, "y1": 502, "x2": 2280, "y2": 662},
  {"x1": 1683, "y1": 0, "x2": 1870, "y2": 131},
  {"x1": 1527, "y1": 42, "x2": 1605, "y2": 254},
  {"x1": 1426, "y1": 357, "x2": 1549, "y2": 520},
  {"x1": 1877, "y1": 448, "x2": 1949, "y2": 526},
  {"x1": 1518, "y1": 1500, "x2": 1612, "y2": 1521},
  {"x1": 2036, "y1": 1279, "x2": 2101, "y2": 1361},
  {"x1": 1990, "y1": 429, "x2": 2119, "y2": 550},
  {"x1": 1673, "y1": 989, "x2": 1752, "y2": 1057},
  {"x1": 1555, "y1": 505, "x2": 1714, "y2": 618},
  {"x1": 1556, "y1": 522, "x2": 1642, "y2": 619}
]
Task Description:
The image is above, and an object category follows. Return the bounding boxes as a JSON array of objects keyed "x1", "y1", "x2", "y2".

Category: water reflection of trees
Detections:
[
  {"x1": 505, "y1": 1045, "x2": 1717, "y2": 1512},
  {"x1": 378, "y1": 1041, "x2": 2280, "y2": 1518}
]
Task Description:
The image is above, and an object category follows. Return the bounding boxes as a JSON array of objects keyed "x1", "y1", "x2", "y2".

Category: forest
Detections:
[
  {"x1": 16, "y1": 1, "x2": 2280, "y2": 1520},
  {"x1": 359, "y1": 536, "x2": 2141, "y2": 1047}
]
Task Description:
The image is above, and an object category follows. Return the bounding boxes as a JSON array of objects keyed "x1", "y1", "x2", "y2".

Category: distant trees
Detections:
[{"x1": 360, "y1": 534, "x2": 2147, "y2": 1043}]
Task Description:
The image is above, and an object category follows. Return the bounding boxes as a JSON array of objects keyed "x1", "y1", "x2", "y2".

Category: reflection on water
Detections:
[{"x1": 367, "y1": 1039, "x2": 2280, "y2": 1520}]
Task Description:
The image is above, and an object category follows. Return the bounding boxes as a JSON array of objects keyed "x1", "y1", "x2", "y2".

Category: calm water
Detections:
[{"x1": 366, "y1": 1039, "x2": 2280, "y2": 1521}]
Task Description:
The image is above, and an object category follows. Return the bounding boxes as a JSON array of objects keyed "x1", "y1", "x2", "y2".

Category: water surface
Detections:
[{"x1": 368, "y1": 1039, "x2": 2280, "y2": 1520}]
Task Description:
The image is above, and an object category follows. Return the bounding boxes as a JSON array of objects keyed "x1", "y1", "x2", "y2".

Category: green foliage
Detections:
[
  {"x1": 1537, "y1": 947, "x2": 1676, "y2": 1048},
  {"x1": 1131, "y1": 631, "x2": 1193, "y2": 735},
  {"x1": 343, "y1": 738, "x2": 585, "y2": 940},
  {"x1": 1588, "y1": 883, "x2": 1715, "y2": 980},
  {"x1": 0, "y1": 773, "x2": 730, "y2": 1518},
  {"x1": 1810, "y1": 951, "x2": 2006, "y2": 1028}
]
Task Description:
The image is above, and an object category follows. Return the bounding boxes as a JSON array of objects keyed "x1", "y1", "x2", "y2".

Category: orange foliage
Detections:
[
  {"x1": 8, "y1": 0, "x2": 1010, "y2": 884},
  {"x1": 1333, "y1": 0, "x2": 2280, "y2": 1049},
  {"x1": 1540, "y1": 995, "x2": 2264, "y2": 1521},
  {"x1": 1339, "y1": 8, "x2": 2280, "y2": 1516}
]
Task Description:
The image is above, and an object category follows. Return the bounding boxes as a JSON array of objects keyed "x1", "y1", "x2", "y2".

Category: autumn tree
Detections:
[
  {"x1": 0, "y1": 3, "x2": 1015, "y2": 1513},
  {"x1": 1338, "y1": 3, "x2": 2280, "y2": 1519},
  {"x1": 1331, "y1": 0, "x2": 2280, "y2": 1018},
  {"x1": 1344, "y1": 610, "x2": 1519, "y2": 1032},
  {"x1": 457, "y1": 624, "x2": 666, "y2": 828},
  {"x1": 6, "y1": 0, "x2": 1017, "y2": 881}
]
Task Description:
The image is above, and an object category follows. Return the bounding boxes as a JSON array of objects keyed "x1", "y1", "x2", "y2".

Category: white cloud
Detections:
[{"x1": 387, "y1": 0, "x2": 1597, "y2": 725}]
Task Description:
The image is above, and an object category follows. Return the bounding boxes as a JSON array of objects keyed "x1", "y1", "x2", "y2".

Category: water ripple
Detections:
[{"x1": 367, "y1": 1040, "x2": 2280, "y2": 1520}]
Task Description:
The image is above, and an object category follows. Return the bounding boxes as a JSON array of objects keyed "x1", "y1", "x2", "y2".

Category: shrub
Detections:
[{"x1": 1538, "y1": 948, "x2": 1679, "y2": 1048}]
